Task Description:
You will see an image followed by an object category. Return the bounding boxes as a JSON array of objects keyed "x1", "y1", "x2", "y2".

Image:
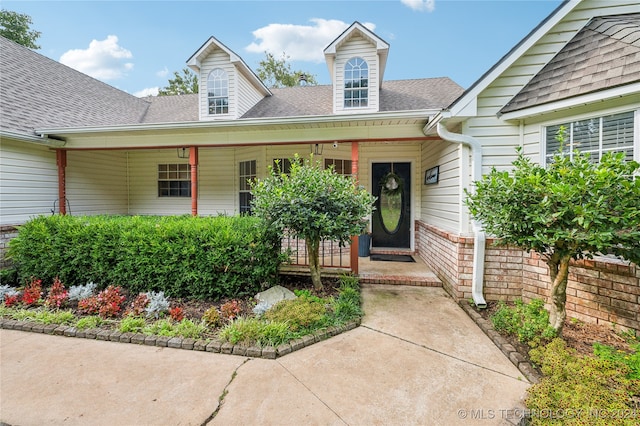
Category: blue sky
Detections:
[{"x1": 5, "y1": 0, "x2": 563, "y2": 96}]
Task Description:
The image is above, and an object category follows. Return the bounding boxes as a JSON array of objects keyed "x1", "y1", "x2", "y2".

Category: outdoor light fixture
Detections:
[
  {"x1": 311, "y1": 143, "x2": 323, "y2": 156},
  {"x1": 177, "y1": 147, "x2": 189, "y2": 158}
]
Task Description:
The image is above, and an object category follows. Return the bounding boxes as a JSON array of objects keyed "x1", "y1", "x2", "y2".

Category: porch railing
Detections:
[{"x1": 281, "y1": 233, "x2": 352, "y2": 270}]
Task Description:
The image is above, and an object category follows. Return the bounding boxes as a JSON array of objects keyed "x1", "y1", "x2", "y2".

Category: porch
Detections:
[{"x1": 280, "y1": 237, "x2": 442, "y2": 287}]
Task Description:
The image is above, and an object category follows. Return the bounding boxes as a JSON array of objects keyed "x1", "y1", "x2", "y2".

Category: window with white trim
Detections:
[
  {"x1": 207, "y1": 68, "x2": 228, "y2": 115},
  {"x1": 158, "y1": 164, "x2": 191, "y2": 197},
  {"x1": 344, "y1": 57, "x2": 368, "y2": 108},
  {"x1": 324, "y1": 158, "x2": 352, "y2": 176},
  {"x1": 272, "y1": 158, "x2": 292, "y2": 175},
  {"x1": 545, "y1": 111, "x2": 635, "y2": 164},
  {"x1": 239, "y1": 160, "x2": 256, "y2": 215}
]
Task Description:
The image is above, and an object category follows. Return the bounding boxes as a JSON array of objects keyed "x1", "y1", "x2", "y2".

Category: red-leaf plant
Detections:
[
  {"x1": 45, "y1": 277, "x2": 69, "y2": 308},
  {"x1": 169, "y1": 306, "x2": 184, "y2": 321},
  {"x1": 21, "y1": 278, "x2": 42, "y2": 306}
]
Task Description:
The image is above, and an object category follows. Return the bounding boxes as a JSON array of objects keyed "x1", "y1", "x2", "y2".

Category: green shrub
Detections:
[
  {"x1": 173, "y1": 319, "x2": 207, "y2": 339},
  {"x1": 0, "y1": 268, "x2": 18, "y2": 286},
  {"x1": 491, "y1": 299, "x2": 556, "y2": 346},
  {"x1": 263, "y1": 298, "x2": 328, "y2": 332},
  {"x1": 527, "y1": 339, "x2": 640, "y2": 425},
  {"x1": 338, "y1": 273, "x2": 360, "y2": 291},
  {"x1": 8, "y1": 215, "x2": 285, "y2": 299},
  {"x1": 10, "y1": 308, "x2": 75, "y2": 325},
  {"x1": 218, "y1": 317, "x2": 290, "y2": 347}
]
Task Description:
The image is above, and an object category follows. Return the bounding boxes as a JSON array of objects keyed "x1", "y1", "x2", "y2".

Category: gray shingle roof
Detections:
[
  {"x1": 141, "y1": 94, "x2": 199, "y2": 123},
  {"x1": 242, "y1": 78, "x2": 463, "y2": 119},
  {"x1": 500, "y1": 13, "x2": 640, "y2": 115},
  {"x1": 0, "y1": 36, "x2": 150, "y2": 136}
]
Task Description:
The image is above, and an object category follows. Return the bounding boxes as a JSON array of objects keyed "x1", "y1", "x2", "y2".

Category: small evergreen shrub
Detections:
[
  {"x1": 491, "y1": 299, "x2": 556, "y2": 346},
  {"x1": 0, "y1": 268, "x2": 18, "y2": 286}
]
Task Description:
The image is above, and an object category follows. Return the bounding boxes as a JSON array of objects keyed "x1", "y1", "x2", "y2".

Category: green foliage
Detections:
[
  {"x1": 119, "y1": 316, "x2": 147, "y2": 333},
  {"x1": 218, "y1": 317, "x2": 291, "y2": 347},
  {"x1": 466, "y1": 147, "x2": 640, "y2": 267},
  {"x1": 263, "y1": 297, "x2": 328, "y2": 332},
  {"x1": 252, "y1": 155, "x2": 375, "y2": 289},
  {"x1": 527, "y1": 339, "x2": 640, "y2": 425},
  {"x1": 75, "y1": 315, "x2": 102, "y2": 330},
  {"x1": 10, "y1": 308, "x2": 75, "y2": 325},
  {"x1": 8, "y1": 215, "x2": 284, "y2": 299},
  {"x1": 0, "y1": 9, "x2": 41, "y2": 49},
  {"x1": 157, "y1": 67, "x2": 198, "y2": 95},
  {"x1": 142, "y1": 318, "x2": 206, "y2": 338},
  {"x1": 593, "y1": 342, "x2": 640, "y2": 381},
  {"x1": 491, "y1": 299, "x2": 556, "y2": 346},
  {"x1": 338, "y1": 273, "x2": 360, "y2": 290},
  {"x1": 0, "y1": 268, "x2": 19, "y2": 286},
  {"x1": 202, "y1": 307, "x2": 221, "y2": 327},
  {"x1": 256, "y1": 52, "x2": 318, "y2": 88}
]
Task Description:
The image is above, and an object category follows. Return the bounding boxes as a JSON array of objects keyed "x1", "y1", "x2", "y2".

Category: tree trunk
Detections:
[
  {"x1": 546, "y1": 254, "x2": 571, "y2": 335},
  {"x1": 306, "y1": 238, "x2": 323, "y2": 291}
]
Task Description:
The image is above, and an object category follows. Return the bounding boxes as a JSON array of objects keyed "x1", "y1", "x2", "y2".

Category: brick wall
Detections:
[
  {"x1": 416, "y1": 221, "x2": 640, "y2": 333},
  {"x1": 0, "y1": 225, "x2": 18, "y2": 269}
]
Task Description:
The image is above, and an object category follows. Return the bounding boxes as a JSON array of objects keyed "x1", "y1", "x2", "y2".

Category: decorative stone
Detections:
[
  {"x1": 193, "y1": 340, "x2": 207, "y2": 351},
  {"x1": 253, "y1": 285, "x2": 296, "y2": 314},
  {"x1": 75, "y1": 329, "x2": 86, "y2": 339},
  {"x1": 301, "y1": 335, "x2": 315, "y2": 347},
  {"x1": 96, "y1": 330, "x2": 111, "y2": 341},
  {"x1": 221, "y1": 341, "x2": 234, "y2": 354},
  {"x1": 156, "y1": 336, "x2": 170, "y2": 347},
  {"x1": 206, "y1": 340, "x2": 222, "y2": 353},
  {"x1": 84, "y1": 328, "x2": 98, "y2": 339},
  {"x1": 290, "y1": 339, "x2": 305, "y2": 351},
  {"x1": 119, "y1": 332, "x2": 133, "y2": 343},
  {"x1": 167, "y1": 337, "x2": 182, "y2": 349},
  {"x1": 232, "y1": 345, "x2": 246, "y2": 356},
  {"x1": 246, "y1": 346, "x2": 262, "y2": 357},
  {"x1": 261, "y1": 346, "x2": 276, "y2": 359},
  {"x1": 54, "y1": 325, "x2": 67, "y2": 336},
  {"x1": 130, "y1": 334, "x2": 146, "y2": 345},
  {"x1": 144, "y1": 335, "x2": 157, "y2": 346},
  {"x1": 109, "y1": 331, "x2": 122, "y2": 342},
  {"x1": 44, "y1": 324, "x2": 58, "y2": 334},
  {"x1": 181, "y1": 338, "x2": 195, "y2": 350},
  {"x1": 64, "y1": 327, "x2": 77, "y2": 337},
  {"x1": 276, "y1": 343, "x2": 292, "y2": 356}
]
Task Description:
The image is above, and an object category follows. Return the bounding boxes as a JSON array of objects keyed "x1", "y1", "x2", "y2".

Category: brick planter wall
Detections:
[
  {"x1": 416, "y1": 220, "x2": 640, "y2": 333},
  {"x1": 0, "y1": 225, "x2": 18, "y2": 269}
]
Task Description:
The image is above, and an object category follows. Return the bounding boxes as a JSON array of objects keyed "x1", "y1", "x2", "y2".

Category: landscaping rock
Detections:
[
  {"x1": 206, "y1": 340, "x2": 222, "y2": 353},
  {"x1": 232, "y1": 345, "x2": 246, "y2": 356},
  {"x1": 130, "y1": 334, "x2": 146, "y2": 345},
  {"x1": 156, "y1": 336, "x2": 170, "y2": 347},
  {"x1": 276, "y1": 343, "x2": 292, "y2": 356},
  {"x1": 144, "y1": 335, "x2": 156, "y2": 346},
  {"x1": 221, "y1": 341, "x2": 234, "y2": 354},
  {"x1": 64, "y1": 327, "x2": 77, "y2": 337},
  {"x1": 193, "y1": 340, "x2": 207, "y2": 351},
  {"x1": 246, "y1": 346, "x2": 262, "y2": 357},
  {"x1": 253, "y1": 285, "x2": 296, "y2": 314},
  {"x1": 262, "y1": 346, "x2": 276, "y2": 359},
  {"x1": 181, "y1": 338, "x2": 195, "y2": 350},
  {"x1": 167, "y1": 337, "x2": 182, "y2": 349}
]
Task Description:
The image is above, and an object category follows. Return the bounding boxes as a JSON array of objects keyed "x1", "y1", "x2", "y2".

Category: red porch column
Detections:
[
  {"x1": 351, "y1": 142, "x2": 359, "y2": 274},
  {"x1": 56, "y1": 149, "x2": 67, "y2": 215},
  {"x1": 189, "y1": 146, "x2": 199, "y2": 216}
]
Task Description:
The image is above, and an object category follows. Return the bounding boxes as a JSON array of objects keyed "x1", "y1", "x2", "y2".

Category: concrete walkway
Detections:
[{"x1": 0, "y1": 285, "x2": 530, "y2": 425}]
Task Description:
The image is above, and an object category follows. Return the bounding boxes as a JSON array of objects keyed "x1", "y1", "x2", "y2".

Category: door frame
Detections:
[{"x1": 369, "y1": 158, "x2": 415, "y2": 251}]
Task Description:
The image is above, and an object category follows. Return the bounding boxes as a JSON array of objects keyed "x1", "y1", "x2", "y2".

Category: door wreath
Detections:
[{"x1": 380, "y1": 171, "x2": 403, "y2": 197}]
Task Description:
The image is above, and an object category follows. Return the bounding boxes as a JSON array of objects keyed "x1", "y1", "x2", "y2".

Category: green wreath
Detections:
[{"x1": 380, "y1": 172, "x2": 403, "y2": 197}]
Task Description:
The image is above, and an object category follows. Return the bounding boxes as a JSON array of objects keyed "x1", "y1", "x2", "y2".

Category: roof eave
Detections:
[
  {"x1": 498, "y1": 83, "x2": 640, "y2": 121},
  {"x1": 1, "y1": 129, "x2": 66, "y2": 147},
  {"x1": 36, "y1": 109, "x2": 442, "y2": 137}
]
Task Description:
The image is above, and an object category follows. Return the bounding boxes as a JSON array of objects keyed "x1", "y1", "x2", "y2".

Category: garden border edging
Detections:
[
  {"x1": 0, "y1": 317, "x2": 361, "y2": 359},
  {"x1": 460, "y1": 302, "x2": 541, "y2": 384}
]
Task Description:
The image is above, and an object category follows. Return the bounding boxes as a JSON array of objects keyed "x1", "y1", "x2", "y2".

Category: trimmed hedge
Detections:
[{"x1": 7, "y1": 215, "x2": 285, "y2": 299}]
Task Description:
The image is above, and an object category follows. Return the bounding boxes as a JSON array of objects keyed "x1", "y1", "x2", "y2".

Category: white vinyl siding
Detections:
[
  {"x1": 0, "y1": 139, "x2": 58, "y2": 225},
  {"x1": 66, "y1": 151, "x2": 128, "y2": 215},
  {"x1": 236, "y1": 71, "x2": 265, "y2": 117},
  {"x1": 420, "y1": 140, "x2": 462, "y2": 233},
  {"x1": 333, "y1": 35, "x2": 379, "y2": 114},
  {"x1": 198, "y1": 50, "x2": 235, "y2": 120}
]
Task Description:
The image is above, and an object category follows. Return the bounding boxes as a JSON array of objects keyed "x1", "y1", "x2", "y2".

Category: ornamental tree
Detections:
[
  {"x1": 251, "y1": 155, "x2": 375, "y2": 290},
  {"x1": 465, "y1": 146, "x2": 640, "y2": 334}
]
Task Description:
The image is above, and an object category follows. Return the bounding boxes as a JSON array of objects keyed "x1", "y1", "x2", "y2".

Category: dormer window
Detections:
[
  {"x1": 344, "y1": 57, "x2": 368, "y2": 108},
  {"x1": 207, "y1": 68, "x2": 228, "y2": 115}
]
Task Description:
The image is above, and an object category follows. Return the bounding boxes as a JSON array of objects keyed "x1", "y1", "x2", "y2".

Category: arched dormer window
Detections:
[
  {"x1": 207, "y1": 68, "x2": 228, "y2": 115},
  {"x1": 344, "y1": 57, "x2": 368, "y2": 108}
]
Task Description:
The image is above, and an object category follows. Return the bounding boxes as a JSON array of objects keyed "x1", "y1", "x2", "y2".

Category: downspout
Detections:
[{"x1": 432, "y1": 123, "x2": 487, "y2": 308}]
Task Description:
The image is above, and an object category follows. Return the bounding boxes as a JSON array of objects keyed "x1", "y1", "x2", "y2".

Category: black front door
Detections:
[{"x1": 371, "y1": 162, "x2": 411, "y2": 248}]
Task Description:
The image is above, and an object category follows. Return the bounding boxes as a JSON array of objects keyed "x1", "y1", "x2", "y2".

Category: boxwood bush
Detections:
[{"x1": 7, "y1": 215, "x2": 285, "y2": 299}]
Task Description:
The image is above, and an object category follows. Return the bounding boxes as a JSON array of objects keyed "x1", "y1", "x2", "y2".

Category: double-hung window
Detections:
[
  {"x1": 344, "y1": 57, "x2": 368, "y2": 108},
  {"x1": 544, "y1": 111, "x2": 636, "y2": 164},
  {"x1": 207, "y1": 68, "x2": 228, "y2": 115},
  {"x1": 324, "y1": 158, "x2": 352, "y2": 176},
  {"x1": 239, "y1": 160, "x2": 256, "y2": 215},
  {"x1": 158, "y1": 164, "x2": 191, "y2": 197}
]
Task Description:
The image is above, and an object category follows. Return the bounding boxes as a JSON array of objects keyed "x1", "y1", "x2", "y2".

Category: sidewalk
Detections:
[{"x1": 0, "y1": 285, "x2": 530, "y2": 425}]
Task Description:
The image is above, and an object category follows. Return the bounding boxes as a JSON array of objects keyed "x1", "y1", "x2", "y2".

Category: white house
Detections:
[{"x1": 1, "y1": 0, "x2": 639, "y2": 331}]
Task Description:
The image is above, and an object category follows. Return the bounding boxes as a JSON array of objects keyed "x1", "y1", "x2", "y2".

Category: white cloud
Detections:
[
  {"x1": 134, "y1": 87, "x2": 159, "y2": 97},
  {"x1": 60, "y1": 35, "x2": 134, "y2": 80},
  {"x1": 401, "y1": 0, "x2": 435, "y2": 12},
  {"x1": 156, "y1": 66, "x2": 169, "y2": 78},
  {"x1": 245, "y1": 19, "x2": 376, "y2": 63}
]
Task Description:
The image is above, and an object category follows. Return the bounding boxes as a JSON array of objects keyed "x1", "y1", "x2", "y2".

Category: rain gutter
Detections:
[
  {"x1": 1, "y1": 130, "x2": 66, "y2": 147},
  {"x1": 425, "y1": 121, "x2": 487, "y2": 308}
]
